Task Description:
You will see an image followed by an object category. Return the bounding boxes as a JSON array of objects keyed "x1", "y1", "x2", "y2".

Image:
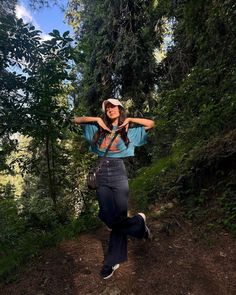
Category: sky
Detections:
[{"x1": 15, "y1": 0, "x2": 72, "y2": 40}]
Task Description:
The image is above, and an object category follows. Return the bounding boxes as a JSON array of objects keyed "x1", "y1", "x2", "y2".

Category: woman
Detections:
[{"x1": 74, "y1": 98, "x2": 154, "y2": 279}]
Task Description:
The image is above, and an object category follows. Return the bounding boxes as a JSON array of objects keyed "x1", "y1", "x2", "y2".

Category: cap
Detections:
[{"x1": 102, "y1": 98, "x2": 124, "y2": 112}]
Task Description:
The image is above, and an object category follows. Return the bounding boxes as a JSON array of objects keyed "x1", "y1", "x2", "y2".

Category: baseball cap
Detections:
[{"x1": 102, "y1": 98, "x2": 124, "y2": 112}]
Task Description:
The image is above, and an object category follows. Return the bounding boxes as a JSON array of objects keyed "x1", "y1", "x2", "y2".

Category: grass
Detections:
[{"x1": 129, "y1": 154, "x2": 178, "y2": 210}]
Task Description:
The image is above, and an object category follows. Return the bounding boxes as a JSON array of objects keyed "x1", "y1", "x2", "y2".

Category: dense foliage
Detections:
[
  {"x1": 0, "y1": 0, "x2": 236, "y2": 283},
  {"x1": 131, "y1": 0, "x2": 236, "y2": 232},
  {"x1": 0, "y1": 2, "x2": 98, "y2": 281},
  {"x1": 67, "y1": 0, "x2": 163, "y2": 113}
]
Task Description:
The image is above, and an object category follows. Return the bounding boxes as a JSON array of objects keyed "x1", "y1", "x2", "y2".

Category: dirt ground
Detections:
[{"x1": 1, "y1": 208, "x2": 236, "y2": 295}]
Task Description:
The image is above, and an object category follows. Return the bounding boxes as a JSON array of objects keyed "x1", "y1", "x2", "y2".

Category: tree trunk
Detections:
[{"x1": 45, "y1": 134, "x2": 57, "y2": 208}]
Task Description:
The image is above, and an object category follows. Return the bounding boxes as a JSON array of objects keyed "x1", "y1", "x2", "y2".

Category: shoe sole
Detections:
[
  {"x1": 102, "y1": 264, "x2": 120, "y2": 280},
  {"x1": 145, "y1": 225, "x2": 151, "y2": 239},
  {"x1": 138, "y1": 213, "x2": 151, "y2": 239}
]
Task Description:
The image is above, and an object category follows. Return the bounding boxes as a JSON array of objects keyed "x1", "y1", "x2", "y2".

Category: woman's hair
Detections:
[{"x1": 92, "y1": 105, "x2": 130, "y2": 147}]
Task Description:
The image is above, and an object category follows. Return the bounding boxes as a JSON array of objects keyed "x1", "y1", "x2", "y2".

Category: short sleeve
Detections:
[
  {"x1": 81, "y1": 123, "x2": 98, "y2": 143},
  {"x1": 127, "y1": 126, "x2": 147, "y2": 146}
]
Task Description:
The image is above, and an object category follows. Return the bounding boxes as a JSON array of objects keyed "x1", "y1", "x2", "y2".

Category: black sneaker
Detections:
[
  {"x1": 138, "y1": 213, "x2": 151, "y2": 240},
  {"x1": 100, "y1": 264, "x2": 120, "y2": 279}
]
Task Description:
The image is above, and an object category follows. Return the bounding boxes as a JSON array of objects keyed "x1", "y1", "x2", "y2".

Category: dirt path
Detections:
[{"x1": 1, "y1": 213, "x2": 236, "y2": 295}]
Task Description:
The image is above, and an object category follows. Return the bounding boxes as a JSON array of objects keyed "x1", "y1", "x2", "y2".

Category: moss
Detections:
[{"x1": 130, "y1": 155, "x2": 177, "y2": 210}]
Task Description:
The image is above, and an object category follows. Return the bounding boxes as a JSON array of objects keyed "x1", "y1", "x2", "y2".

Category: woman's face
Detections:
[{"x1": 105, "y1": 103, "x2": 120, "y2": 121}]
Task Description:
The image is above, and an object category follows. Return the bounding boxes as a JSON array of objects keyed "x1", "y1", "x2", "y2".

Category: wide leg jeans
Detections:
[{"x1": 96, "y1": 158, "x2": 145, "y2": 267}]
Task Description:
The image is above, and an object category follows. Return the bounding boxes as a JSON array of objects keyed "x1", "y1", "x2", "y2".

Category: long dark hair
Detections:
[{"x1": 92, "y1": 106, "x2": 130, "y2": 147}]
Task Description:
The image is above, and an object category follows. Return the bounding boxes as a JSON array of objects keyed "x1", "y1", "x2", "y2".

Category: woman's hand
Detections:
[
  {"x1": 118, "y1": 118, "x2": 130, "y2": 131},
  {"x1": 74, "y1": 116, "x2": 112, "y2": 132},
  {"x1": 96, "y1": 118, "x2": 112, "y2": 133},
  {"x1": 119, "y1": 117, "x2": 154, "y2": 130}
]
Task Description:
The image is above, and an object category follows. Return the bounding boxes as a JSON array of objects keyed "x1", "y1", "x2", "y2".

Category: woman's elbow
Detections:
[
  {"x1": 74, "y1": 117, "x2": 82, "y2": 124},
  {"x1": 146, "y1": 120, "x2": 155, "y2": 130}
]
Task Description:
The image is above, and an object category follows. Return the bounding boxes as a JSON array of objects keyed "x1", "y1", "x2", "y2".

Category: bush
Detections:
[{"x1": 0, "y1": 197, "x2": 100, "y2": 283}]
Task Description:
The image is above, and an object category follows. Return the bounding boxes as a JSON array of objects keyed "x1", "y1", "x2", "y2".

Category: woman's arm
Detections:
[
  {"x1": 74, "y1": 116, "x2": 98, "y2": 125},
  {"x1": 74, "y1": 116, "x2": 112, "y2": 132},
  {"x1": 119, "y1": 118, "x2": 155, "y2": 130}
]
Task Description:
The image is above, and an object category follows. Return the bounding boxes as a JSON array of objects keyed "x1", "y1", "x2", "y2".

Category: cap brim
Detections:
[{"x1": 102, "y1": 99, "x2": 123, "y2": 112}]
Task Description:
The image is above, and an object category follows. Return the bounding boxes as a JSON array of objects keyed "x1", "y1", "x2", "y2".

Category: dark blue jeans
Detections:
[{"x1": 96, "y1": 158, "x2": 145, "y2": 266}]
